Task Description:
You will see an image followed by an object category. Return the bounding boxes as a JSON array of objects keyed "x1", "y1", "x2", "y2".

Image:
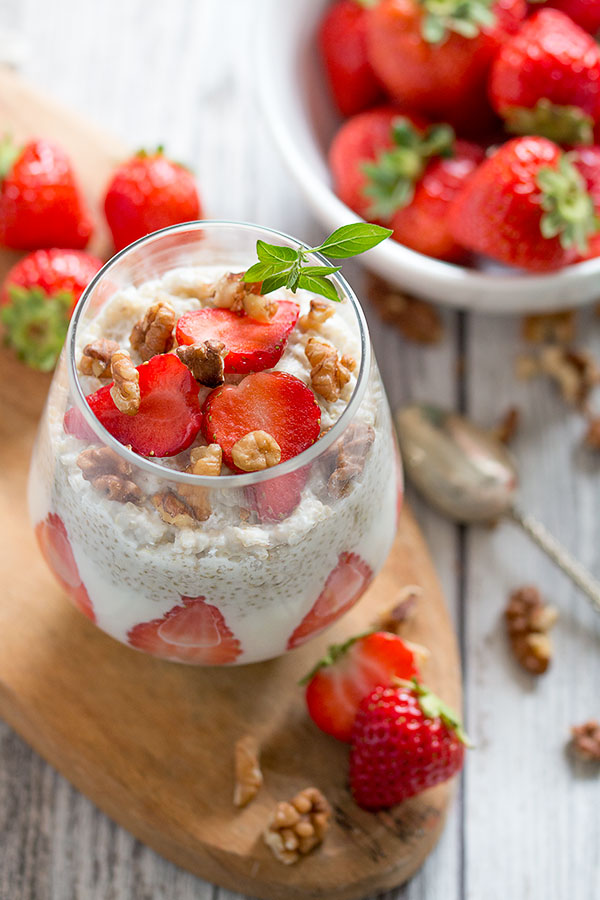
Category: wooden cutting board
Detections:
[{"x1": 0, "y1": 68, "x2": 462, "y2": 900}]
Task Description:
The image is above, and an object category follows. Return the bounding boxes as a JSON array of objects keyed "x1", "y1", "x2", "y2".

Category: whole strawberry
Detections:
[
  {"x1": 104, "y1": 147, "x2": 202, "y2": 251},
  {"x1": 349, "y1": 679, "x2": 468, "y2": 810},
  {"x1": 571, "y1": 145, "x2": 600, "y2": 260},
  {"x1": 0, "y1": 137, "x2": 93, "y2": 250},
  {"x1": 365, "y1": 0, "x2": 526, "y2": 133},
  {"x1": 449, "y1": 136, "x2": 599, "y2": 271},
  {"x1": 538, "y1": 0, "x2": 600, "y2": 36},
  {"x1": 1, "y1": 248, "x2": 102, "y2": 370},
  {"x1": 489, "y1": 10, "x2": 600, "y2": 145}
]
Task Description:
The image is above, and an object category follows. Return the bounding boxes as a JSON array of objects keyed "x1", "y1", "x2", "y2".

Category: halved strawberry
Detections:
[
  {"x1": 175, "y1": 301, "x2": 300, "y2": 374},
  {"x1": 201, "y1": 371, "x2": 321, "y2": 470},
  {"x1": 127, "y1": 595, "x2": 242, "y2": 664},
  {"x1": 287, "y1": 551, "x2": 373, "y2": 650},
  {"x1": 303, "y1": 631, "x2": 420, "y2": 742},
  {"x1": 65, "y1": 353, "x2": 203, "y2": 457},
  {"x1": 35, "y1": 513, "x2": 96, "y2": 622}
]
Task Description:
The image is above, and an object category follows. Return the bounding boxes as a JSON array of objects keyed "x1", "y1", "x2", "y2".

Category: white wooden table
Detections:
[{"x1": 1, "y1": 1, "x2": 599, "y2": 898}]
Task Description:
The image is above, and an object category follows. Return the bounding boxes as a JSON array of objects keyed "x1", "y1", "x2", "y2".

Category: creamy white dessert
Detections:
[{"x1": 29, "y1": 265, "x2": 399, "y2": 665}]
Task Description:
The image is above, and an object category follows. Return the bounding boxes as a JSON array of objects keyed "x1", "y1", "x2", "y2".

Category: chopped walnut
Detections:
[
  {"x1": 210, "y1": 272, "x2": 274, "y2": 320},
  {"x1": 176, "y1": 340, "x2": 227, "y2": 387},
  {"x1": 367, "y1": 274, "x2": 443, "y2": 344},
  {"x1": 130, "y1": 300, "x2": 176, "y2": 361},
  {"x1": 489, "y1": 407, "x2": 520, "y2": 446},
  {"x1": 541, "y1": 346, "x2": 600, "y2": 408},
  {"x1": 178, "y1": 444, "x2": 222, "y2": 522},
  {"x1": 263, "y1": 787, "x2": 331, "y2": 865},
  {"x1": 522, "y1": 310, "x2": 576, "y2": 345},
  {"x1": 515, "y1": 354, "x2": 540, "y2": 381},
  {"x1": 79, "y1": 339, "x2": 120, "y2": 378},
  {"x1": 77, "y1": 446, "x2": 142, "y2": 504},
  {"x1": 305, "y1": 337, "x2": 353, "y2": 402},
  {"x1": 298, "y1": 298, "x2": 335, "y2": 332},
  {"x1": 377, "y1": 585, "x2": 423, "y2": 633},
  {"x1": 584, "y1": 417, "x2": 600, "y2": 450},
  {"x1": 231, "y1": 430, "x2": 281, "y2": 472},
  {"x1": 110, "y1": 349, "x2": 140, "y2": 415},
  {"x1": 326, "y1": 422, "x2": 375, "y2": 498},
  {"x1": 505, "y1": 586, "x2": 559, "y2": 675},
  {"x1": 152, "y1": 491, "x2": 195, "y2": 528},
  {"x1": 233, "y1": 734, "x2": 263, "y2": 808},
  {"x1": 570, "y1": 720, "x2": 600, "y2": 761}
]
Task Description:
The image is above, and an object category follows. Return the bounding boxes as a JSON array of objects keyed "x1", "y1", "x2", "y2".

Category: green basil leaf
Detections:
[
  {"x1": 314, "y1": 223, "x2": 392, "y2": 259},
  {"x1": 243, "y1": 261, "x2": 283, "y2": 282},
  {"x1": 297, "y1": 265, "x2": 342, "y2": 277},
  {"x1": 297, "y1": 274, "x2": 340, "y2": 302},
  {"x1": 260, "y1": 271, "x2": 290, "y2": 295},
  {"x1": 256, "y1": 240, "x2": 299, "y2": 264}
]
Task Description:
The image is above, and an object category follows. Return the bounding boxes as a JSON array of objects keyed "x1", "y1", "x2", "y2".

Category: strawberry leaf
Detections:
[
  {"x1": 0, "y1": 134, "x2": 20, "y2": 181},
  {"x1": 537, "y1": 153, "x2": 599, "y2": 253},
  {"x1": 1, "y1": 286, "x2": 71, "y2": 371},
  {"x1": 504, "y1": 99, "x2": 594, "y2": 146},
  {"x1": 419, "y1": 0, "x2": 496, "y2": 44}
]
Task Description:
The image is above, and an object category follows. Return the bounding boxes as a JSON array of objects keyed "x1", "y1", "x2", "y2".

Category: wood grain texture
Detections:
[{"x1": 1, "y1": 1, "x2": 600, "y2": 899}]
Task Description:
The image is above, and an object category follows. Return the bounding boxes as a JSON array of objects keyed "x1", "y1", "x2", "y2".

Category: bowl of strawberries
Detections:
[{"x1": 260, "y1": 0, "x2": 600, "y2": 313}]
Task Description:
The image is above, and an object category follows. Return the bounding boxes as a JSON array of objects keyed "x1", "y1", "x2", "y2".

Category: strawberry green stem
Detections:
[
  {"x1": 537, "y1": 153, "x2": 599, "y2": 254},
  {"x1": 362, "y1": 117, "x2": 455, "y2": 219},
  {"x1": 0, "y1": 135, "x2": 20, "y2": 181},
  {"x1": 1, "y1": 286, "x2": 72, "y2": 371},
  {"x1": 418, "y1": 0, "x2": 496, "y2": 43},
  {"x1": 504, "y1": 99, "x2": 594, "y2": 147},
  {"x1": 397, "y1": 677, "x2": 472, "y2": 746},
  {"x1": 299, "y1": 630, "x2": 374, "y2": 684}
]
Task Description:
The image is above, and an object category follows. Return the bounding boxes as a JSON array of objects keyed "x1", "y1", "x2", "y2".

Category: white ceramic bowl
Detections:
[{"x1": 259, "y1": 0, "x2": 600, "y2": 314}]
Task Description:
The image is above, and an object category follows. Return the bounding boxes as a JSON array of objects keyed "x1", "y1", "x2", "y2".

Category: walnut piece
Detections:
[
  {"x1": 522, "y1": 310, "x2": 576, "y2": 345},
  {"x1": 231, "y1": 431, "x2": 281, "y2": 472},
  {"x1": 176, "y1": 340, "x2": 227, "y2": 387},
  {"x1": 505, "y1": 586, "x2": 559, "y2": 675},
  {"x1": 130, "y1": 300, "x2": 176, "y2": 361},
  {"x1": 377, "y1": 585, "x2": 423, "y2": 633},
  {"x1": 178, "y1": 444, "x2": 222, "y2": 522},
  {"x1": 110, "y1": 349, "x2": 140, "y2": 416},
  {"x1": 489, "y1": 407, "x2": 520, "y2": 446},
  {"x1": 152, "y1": 491, "x2": 195, "y2": 528},
  {"x1": 571, "y1": 720, "x2": 600, "y2": 761},
  {"x1": 79, "y1": 339, "x2": 120, "y2": 378},
  {"x1": 305, "y1": 337, "x2": 353, "y2": 402},
  {"x1": 233, "y1": 734, "x2": 263, "y2": 808},
  {"x1": 326, "y1": 422, "x2": 375, "y2": 498},
  {"x1": 367, "y1": 274, "x2": 443, "y2": 344},
  {"x1": 298, "y1": 298, "x2": 335, "y2": 332},
  {"x1": 211, "y1": 272, "x2": 275, "y2": 321},
  {"x1": 540, "y1": 346, "x2": 600, "y2": 408},
  {"x1": 263, "y1": 787, "x2": 331, "y2": 865},
  {"x1": 77, "y1": 446, "x2": 142, "y2": 504}
]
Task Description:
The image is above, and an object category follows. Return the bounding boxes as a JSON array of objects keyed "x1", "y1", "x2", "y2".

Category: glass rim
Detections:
[{"x1": 66, "y1": 219, "x2": 372, "y2": 487}]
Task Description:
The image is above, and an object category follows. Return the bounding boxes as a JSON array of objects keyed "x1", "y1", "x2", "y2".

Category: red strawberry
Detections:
[
  {"x1": 303, "y1": 631, "x2": 420, "y2": 742},
  {"x1": 103, "y1": 147, "x2": 201, "y2": 252},
  {"x1": 531, "y1": 0, "x2": 600, "y2": 36},
  {"x1": 449, "y1": 136, "x2": 600, "y2": 271},
  {"x1": 1, "y1": 249, "x2": 102, "y2": 371},
  {"x1": 127, "y1": 595, "x2": 242, "y2": 664},
  {"x1": 572, "y1": 144, "x2": 600, "y2": 259},
  {"x1": 318, "y1": 0, "x2": 383, "y2": 117},
  {"x1": 365, "y1": 0, "x2": 526, "y2": 133},
  {"x1": 349, "y1": 679, "x2": 468, "y2": 810},
  {"x1": 287, "y1": 552, "x2": 373, "y2": 649},
  {"x1": 201, "y1": 371, "x2": 321, "y2": 470},
  {"x1": 66, "y1": 353, "x2": 203, "y2": 457},
  {"x1": 176, "y1": 301, "x2": 300, "y2": 374},
  {"x1": 0, "y1": 137, "x2": 93, "y2": 250},
  {"x1": 489, "y1": 10, "x2": 600, "y2": 146},
  {"x1": 330, "y1": 110, "x2": 482, "y2": 260},
  {"x1": 35, "y1": 513, "x2": 95, "y2": 622}
]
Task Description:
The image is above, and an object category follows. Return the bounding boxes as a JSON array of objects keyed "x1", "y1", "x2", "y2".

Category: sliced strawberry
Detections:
[
  {"x1": 176, "y1": 301, "x2": 300, "y2": 374},
  {"x1": 287, "y1": 552, "x2": 373, "y2": 650},
  {"x1": 303, "y1": 631, "x2": 420, "y2": 742},
  {"x1": 202, "y1": 371, "x2": 321, "y2": 470},
  {"x1": 245, "y1": 470, "x2": 308, "y2": 523},
  {"x1": 35, "y1": 513, "x2": 96, "y2": 623},
  {"x1": 65, "y1": 353, "x2": 203, "y2": 457},
  {"x1": 127, "y1": 595, "x2": 242, "y2": 664}
]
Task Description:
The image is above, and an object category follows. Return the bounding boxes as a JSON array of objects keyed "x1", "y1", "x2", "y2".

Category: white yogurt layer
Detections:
[{"x1": 29, "y1": 265, "x2": 399, "y2": 664}]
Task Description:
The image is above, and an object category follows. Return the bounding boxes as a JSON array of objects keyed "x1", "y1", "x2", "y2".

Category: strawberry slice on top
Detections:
[
  {"x1": 302, "y1": 630, "x2": 420, "y2": 743},
  {"x1": 202, "y1": 371, "x2": 321, "y2": 471},
  {"x1": 176, "y1": 300, "x2": 300, "y2": 374},
  {"x1": 65, "y1": 353, "x2": 203, "y2": 457}
]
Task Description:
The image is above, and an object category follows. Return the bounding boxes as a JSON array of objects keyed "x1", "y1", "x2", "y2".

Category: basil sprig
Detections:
[{"x1": 243, "y1": 223, "x2": 392, "y2": 302}]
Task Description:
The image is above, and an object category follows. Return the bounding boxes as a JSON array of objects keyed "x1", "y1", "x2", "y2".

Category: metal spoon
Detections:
[{"x1": 395, "y1": 403, "x2": 600, "y2": 614}]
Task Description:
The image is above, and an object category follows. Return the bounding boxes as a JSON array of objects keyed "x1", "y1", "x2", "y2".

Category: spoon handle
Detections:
[{"x1": 509, "y1": 505, "x2": 600, "y2": 614}]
